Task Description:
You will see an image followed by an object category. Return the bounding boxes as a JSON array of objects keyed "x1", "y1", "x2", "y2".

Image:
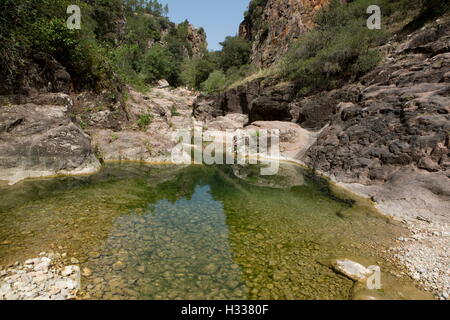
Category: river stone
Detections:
[
  {"x1": 137, "y1": 265, "x2": 145, "y2": 274},
  {"x1": 70, "y1": 258, "x2": 80, "y2": 264},
  {"x1": 4, "y1": 292, "x2": 18, "y2": 300},
  {"x1": 66, "y1": 279, "x2": 77, "y2": 290},
  {"x1": 34, "y1": 258, "x2": 51, "y2": 272},
  {"x1": 112, "y1": 261, "x2": 126, "y2": 271},
  {"x1": 24, "y1": 258, "x2": 40, "y2": 265},
  {"x1": 82, "y1": 268, "x2": 92, "y2": 277},
  {"x1": 61, "y1": 266, "x2": 75, "y2": 276},
  {"x1": 156, "y1": 79, "x2": 170, "y2": 89},
  {"x1": 48, "y1": 286, "x2": 61, "y2": 295},
  {"x1": 54, "y1": 280, "x2": 69, "y2": 290},
  {"x1": 33, "y1": 274, "x2": 48, "y2": 283},
  {"x1": 332, "y1": 259, "x2": 374, "y2": 282},
  {"x1": 202, "y1": 264, "x2": 218, "y2": 274},
  {"x1": 89, "y1": 252, "x2": 101, "y2": 259},
  {"x1": 0, "y1": 283, "x2": 12, "y2": 296}
]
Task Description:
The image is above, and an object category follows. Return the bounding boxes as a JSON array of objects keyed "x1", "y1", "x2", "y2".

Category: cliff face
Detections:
[
  {"x1": 186, "y1": 24, "x2": 207, "y2": 58},
  {"x1": 239, "y1": 0, "x2": 328, "y2": 68},
  {"x1": 195, "y1": 15, "x2": 450, "y2": 184}
]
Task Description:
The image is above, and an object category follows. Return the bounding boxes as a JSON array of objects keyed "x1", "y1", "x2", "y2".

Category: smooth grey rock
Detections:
[
  {"x1": 332, "y1": 259, "x2": 374, "y2": 282},
  {"x1": 0, "y1": 96, "x2": 101, "y2": 185}
]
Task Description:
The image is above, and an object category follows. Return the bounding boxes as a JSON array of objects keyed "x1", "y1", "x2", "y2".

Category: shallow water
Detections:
[{"x1": 0, "y1": 163, "x2": 433, "y2": 299}]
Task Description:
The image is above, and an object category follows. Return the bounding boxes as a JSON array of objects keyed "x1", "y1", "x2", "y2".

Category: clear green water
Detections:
[{"x1": 0, "y1": 163, "x2": 432, "y2": 300}]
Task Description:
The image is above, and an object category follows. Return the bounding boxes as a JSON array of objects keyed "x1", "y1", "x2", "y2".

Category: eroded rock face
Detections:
[
  {"x1": 206, "y1": 113, "x2": 249, "y2": 131},
  {"x1": 305, "y1": 17, "x2": 450, "y2": 184},
  {"x1": 193, "y1": 78, "x2": 299, "y2": 123},
  {"x1": 90, "y1": 87, "x2": 199, "y2": 163},
  {"x1": 186, "y1": 24, "x2": 207, "y2": 58},
  {"x1": 0, "y1": 53, "x2": 72, "y2": 96},
  {"x1": 239, "y1": 0, "x2": 328, "y2": 68},
  {"x1": 0, "y1": 93, "x2": 100, "y2": 185}
]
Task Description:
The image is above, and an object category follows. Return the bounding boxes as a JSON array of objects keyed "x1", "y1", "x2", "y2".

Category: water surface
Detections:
[{"x1": 0, "y1": 163, "x2": 432, "y2": 299}]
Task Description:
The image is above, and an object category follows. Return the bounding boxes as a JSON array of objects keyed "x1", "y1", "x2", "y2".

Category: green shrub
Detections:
[
  {"x1": 281, "y1": 0, "x2": 389, "y2": 96},
  {"x1": 219, "y1": 36, "x2": 252, "y2": 72},
  {"x1": 137, "y1": 114, "x2": 153, "y2": 130},
  {"x1": 224, "y1": 64, "x2": 256, "y2": 86},
  {"x1": 201, "y1": 70, "x2": 227, "y2": 93},
  {"x1": 181, "y1": 38, "x2": 253, "y2": 92},
  {"x1": 171, "y1": 106, "x2": 181, "y2": 117},
  {"x1": 141, "y1": 45, "x2": 177, "y2": 84},
  {"x1": 180, "y1": 52, "x2": 218, "y2": 89}
]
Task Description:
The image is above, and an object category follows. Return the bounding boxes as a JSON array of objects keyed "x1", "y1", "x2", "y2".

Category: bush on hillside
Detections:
[
  {"x1": 0, "y1": 0, "x2": 204, "y2": 92},
  {"x1": 219, "y1": 36, "x2": 252, "y2": 71},
  {"x1": 141, "y1": 45, "x2": 177, "y2": 84},
  {"x1": 180, "y1": 36, "x2": 253, "y2": 92},
  {"x1": 201, "y1": 70, "x2": 227, "y2": 93},
  {"x1": 281, "y1": 0, "x2": 390, "y2": 96}
]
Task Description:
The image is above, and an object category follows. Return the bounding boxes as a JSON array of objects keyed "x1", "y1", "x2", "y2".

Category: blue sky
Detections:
[{"x1": 158, "y1": 0, "x2": 249, "y2": 51}]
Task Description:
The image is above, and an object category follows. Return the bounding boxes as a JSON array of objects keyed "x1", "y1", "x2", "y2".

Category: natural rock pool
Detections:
[{"x1": 0, "y1": 163, "x2": 433, "y2": 300}]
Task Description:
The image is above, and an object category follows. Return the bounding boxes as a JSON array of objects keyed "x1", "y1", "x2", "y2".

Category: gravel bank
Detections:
[
  {"x1": 0, "y1": 252, "x2": 80, "y2": 300},
  {"x1": 334, "y1": 175, "x2": 450, "y2": 301},
  {"x1": 391, "y1": 220, "x2": 450, "y2": 300}
]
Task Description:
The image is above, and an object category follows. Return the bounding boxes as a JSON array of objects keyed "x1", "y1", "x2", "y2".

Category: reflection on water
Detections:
[
  {"x1": 93, "y1": 186, "x2": 245, "y2": 300},
  {"x1": 0, "y1": 163, "x2": 432, "y2": 300}
]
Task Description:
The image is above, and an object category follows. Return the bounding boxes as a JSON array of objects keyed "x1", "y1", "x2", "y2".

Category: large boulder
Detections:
[
  {"x1": 0, "y1": 93, "x2": 100, "y2": 184},
  {"x1": 245, "y1": 121, "x2": 320, "y2": 160},
  {"x1": 206, "y1": 113, "x2": 249, "y2": 131},
  {"x1": 332, "y1": 259, "x2": 374, "y2": 282},
  {"x1": 91, "y1": 129, "x2": 175, "y2": 163}
]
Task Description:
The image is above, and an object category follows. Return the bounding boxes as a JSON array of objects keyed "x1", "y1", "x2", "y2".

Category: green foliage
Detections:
[
  {"x1": 112, "y1": 12, "x2": 201, "y2": 88},
  {"x1": 281, "y1": 0, "x2": 390, "y2": 96},
  {"x1": 243, "y1": 0, "x2": 270, "y2": 36},
  {"x1": 219, "y1": 36, "x2": 252, "y2": 71},
  {"x1": 180, "y1": 37, "x2": 252, "y2": 93},
  {"x1": 124, "y1": 0, "x2": 168, "y2": 16},
  {"x1": 170, "y1": 106, "x2": 181, "y2": 117},
  {"x1": 91, "y1": 0, "x2": 124, "y2": 41},
  {"x1": 137, "y1": 114, "x2": 153, "y2": 130},
  {"x1": 141, "y1": 45, "x2": 177, "y2": 84},
  {"x1": 0, "y1": 0, "x2": 203, "y2": 92},
  {"x1": 201, "y1": 70, "x2": 227, "y2": 94},
  {"x1": 224, "y1": 64, "x2": 256, "y2": 86},
  {"x1": 181, "y1": 51, "x2": 219, "y2": 89},
  {"x1": 0, "y1": 0, "x2": 119, "y2": 91}
]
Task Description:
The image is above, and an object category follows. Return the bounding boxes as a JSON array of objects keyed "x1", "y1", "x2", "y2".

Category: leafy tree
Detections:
[
  {"x1": 141, "y1": 45, "x2": 177, "y2": 84},
  {"x1": 201, "y1": 70, "x2": 227, "y2": 93},
  {"x1": 181, "y1": 51, "x2": 220, "y2": 89},
  {"x1": 219, "y1": 36, "x2": 252, "y2": 72}
]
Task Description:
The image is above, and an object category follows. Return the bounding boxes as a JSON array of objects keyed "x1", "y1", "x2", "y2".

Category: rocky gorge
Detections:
[
  {"x1": 193, "y1": 12, "x2": 450, "y2": 300},
  {"x1": 0, "y1": 0, "x2": 449, "y2": 300}
]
